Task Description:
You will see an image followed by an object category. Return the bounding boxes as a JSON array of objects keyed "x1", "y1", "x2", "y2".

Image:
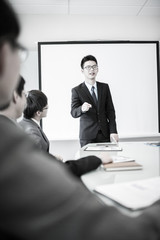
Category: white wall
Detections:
[
  {"x1": 19, "y1": 15, "x2": 160, "y2": 90},
  {"x1": 20, "y1": 51, "x2": 38, "y2": 91},
  {"x1": 19, "y1": 15, "x2": 160, "y2": 50}
]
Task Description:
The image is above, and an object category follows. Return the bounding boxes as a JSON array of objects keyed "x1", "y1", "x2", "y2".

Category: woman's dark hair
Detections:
[
  {"x1": 80, "y1": 55, "x2": 98, "y2": 69},
  {"x1": 24, "y1": 90, "x2": 48, "y2": 119}
]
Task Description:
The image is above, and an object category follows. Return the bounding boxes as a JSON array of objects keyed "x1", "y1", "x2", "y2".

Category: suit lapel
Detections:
[
  {"x1": 97, "y1": 82, "x2": 102, "y2": 110},
  {"x1": 29, "y1": 119, "x2": 49, "y2": 145},
  {"x1": 38, "y1": 126, "x2": 49, "y2": 143}
]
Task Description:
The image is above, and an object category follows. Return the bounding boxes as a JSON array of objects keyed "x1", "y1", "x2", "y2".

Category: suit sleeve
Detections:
[
  {"x1": 105, "y1": 84, "x2": 117, "y2": 133},
  {"x1": 65, "y1": 156, "x2": 102, "y2": 177},
  {"x1": 25, "y1": 128, "x2": 44, "y2": 150},
  {"x1": 71, "y1": 87, "x2": 83, "y2": 118}
]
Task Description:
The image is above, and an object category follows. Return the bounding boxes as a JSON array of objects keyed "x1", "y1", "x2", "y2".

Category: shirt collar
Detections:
[
  {"x1": 85, "y1": 81, "x2": 97, "y2": 91},
  {"x1": 31, "y1": 118, "x2": 40, "y2": 126}
]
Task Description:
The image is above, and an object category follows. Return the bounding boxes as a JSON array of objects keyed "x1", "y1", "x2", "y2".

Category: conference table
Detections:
[{"x1": 75, "y1": 141, "x2": 160, "y2": 215}]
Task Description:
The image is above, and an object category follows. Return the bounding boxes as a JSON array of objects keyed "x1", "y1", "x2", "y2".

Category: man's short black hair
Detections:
[
  {"x1": 0, "y1": 0, "x2": 20, "y2": 41},
  {"x1": 24, "y1": 90, "x2": 48, "y2": 119},
  {"x1": 81, "y1": 55, "x2": 98, "y2": 69}
]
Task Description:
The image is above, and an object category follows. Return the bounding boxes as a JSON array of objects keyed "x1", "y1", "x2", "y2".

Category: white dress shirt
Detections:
[{"x1": 85, "y1": 81, "x2": 98, "y2": 100}]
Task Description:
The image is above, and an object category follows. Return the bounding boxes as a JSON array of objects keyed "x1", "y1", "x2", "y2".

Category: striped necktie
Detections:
[{"x1": 91, "y1": 86, "x2": 98, "y2": 106}]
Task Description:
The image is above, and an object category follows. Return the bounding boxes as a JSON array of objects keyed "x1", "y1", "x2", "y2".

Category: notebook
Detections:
[{"x1": 103, "y1": 161, "x2": 142, "y2": 171}]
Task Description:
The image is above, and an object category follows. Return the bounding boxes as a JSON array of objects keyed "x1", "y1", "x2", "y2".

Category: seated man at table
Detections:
[{"x1": 19, "y1": 89, "x2": 111, "y2": 177}]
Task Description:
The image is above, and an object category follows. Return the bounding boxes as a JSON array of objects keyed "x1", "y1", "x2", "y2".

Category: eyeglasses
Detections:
[
  {"x1": 0, "y1": 37, "x2": 28, "y2": 62},
  {"x1": 24, "y1": 92, "x2": 28, "y2": 98},
  {"x1": 12, "y1": 41, "x2": 28, "y2": 62},
  {"x1": 84, "y1": 65, "x2": 98, "y2": 71},
  {"x1": 18, "y1": 46, "x2": 28, "y2": 63},
  {"x1": 43, "y1": 106, "x2": 49, "y2": 111}
]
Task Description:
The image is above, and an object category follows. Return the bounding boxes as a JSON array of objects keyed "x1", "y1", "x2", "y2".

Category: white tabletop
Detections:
[{"x1": 76, "y1": 141, "x2": 160, "y2": 215}]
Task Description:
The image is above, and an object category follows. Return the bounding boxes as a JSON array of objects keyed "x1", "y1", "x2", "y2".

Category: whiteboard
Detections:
[{"x1": 38, "y1": 41, "x2": 159, "y2": 140}]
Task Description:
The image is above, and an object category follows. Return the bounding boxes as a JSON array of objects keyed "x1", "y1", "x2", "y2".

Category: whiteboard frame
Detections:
[{"x1": 38, "y1": 40, "x2": 160, "y2": 140}]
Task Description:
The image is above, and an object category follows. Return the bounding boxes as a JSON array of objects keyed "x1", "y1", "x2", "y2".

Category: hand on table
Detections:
[
  {"x1": 55, "y1": 155, "x2": 63, "y2": 162},
  {"x1": 110, "y1": 133, "x2": 119, "y2": 143},
  {"x1": 98, "y1": 152, "x2": 113, "y2": 164}
]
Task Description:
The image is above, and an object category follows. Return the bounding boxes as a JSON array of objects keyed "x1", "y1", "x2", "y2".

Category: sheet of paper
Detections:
[
  {"x1": 84, "y1": 146, "x2": 122, "y2": 151},
  {"x1": 96, "y1": 142, "x2": 117, "y2": 146},
  {"x1": 94, "y1": 177, "x2": 160, "y2": 210},
  {"x1": 112, "y1": 156, "x2": 135, "y2": 163}
]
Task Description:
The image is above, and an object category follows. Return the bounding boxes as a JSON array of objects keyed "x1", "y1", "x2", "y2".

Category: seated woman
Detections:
[{"x1": 19, "y1": 90, "x2": 111, "y2": 177}]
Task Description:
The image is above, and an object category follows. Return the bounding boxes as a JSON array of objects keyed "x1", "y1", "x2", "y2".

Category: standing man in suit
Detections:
[{"x1": 71, "y1": 55, "x2": 119, "y2": 147}]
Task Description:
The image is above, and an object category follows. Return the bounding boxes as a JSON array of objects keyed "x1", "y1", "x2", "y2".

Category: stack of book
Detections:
[{"x1": 103, "y1": 155, "x2": 142, "y2": 171}]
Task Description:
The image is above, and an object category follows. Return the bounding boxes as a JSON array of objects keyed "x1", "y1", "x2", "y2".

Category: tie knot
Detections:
[{"x1": 91, "y1": 86, "x2": 95, "y2": 91}]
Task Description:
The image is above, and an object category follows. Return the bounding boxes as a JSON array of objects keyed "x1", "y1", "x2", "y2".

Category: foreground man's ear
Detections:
[
  {"x1": 0, "y1": 43, "x2": 6, "y2": 76},
  {"x1": 0, "y1": 43, "x2": 18, "y2": 109}
]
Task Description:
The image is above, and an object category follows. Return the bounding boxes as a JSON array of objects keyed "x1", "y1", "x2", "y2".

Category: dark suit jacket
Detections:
[
  {"x1": 19, "y1": 118, "x2": 101, "y2": 177},
  {"x1": 71, "y1": 81, "x2": 117, "y2": 140},
  {"x1": 1, "y1": 115, "x2": 160, "y2": 240},
  {"x1": 19, "y1": 118, "x2": 50, "y2": 152}
]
